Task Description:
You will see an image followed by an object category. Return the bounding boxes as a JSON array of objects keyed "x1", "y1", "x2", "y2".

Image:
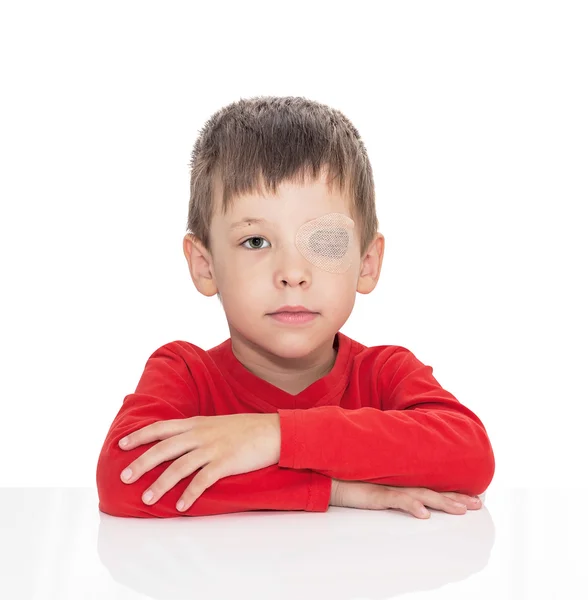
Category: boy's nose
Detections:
[
  {"x1": 279, "y1": 271, "x2": 309, "y2": 287},
  {"x1": 275, "y1": 247, "x2": 311, "y2": 287}
]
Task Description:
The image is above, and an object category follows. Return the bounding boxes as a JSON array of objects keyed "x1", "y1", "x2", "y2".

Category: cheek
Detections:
[
  {"x1": 215, "y1": 261, "x2": 268, "y2": 304},
  {"x1": 316, "y1": 270, "x2": 358, "y2": 304}
]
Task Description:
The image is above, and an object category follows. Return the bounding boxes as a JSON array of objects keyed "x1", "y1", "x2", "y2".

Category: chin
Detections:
[
  {"x1": 260, "y1": 325, "x2": 332, "y2": 358},
  {"x1": 266, "y1": 338, "x2": 316, "y2": 359}
]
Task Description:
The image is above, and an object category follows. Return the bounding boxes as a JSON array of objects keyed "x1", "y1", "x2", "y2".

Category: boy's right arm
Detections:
[{"x1": 96, "y1": 343, "x2": 332, "y2": 518}]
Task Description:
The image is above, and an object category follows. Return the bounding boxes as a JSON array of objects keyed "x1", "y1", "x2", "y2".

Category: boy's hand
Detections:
[
  {"x1": 330, "y1": 478, "x2": 482, "y2": 518},
  {"x1": 118, "y1": 413, "x2": 281, "y2": 511}
]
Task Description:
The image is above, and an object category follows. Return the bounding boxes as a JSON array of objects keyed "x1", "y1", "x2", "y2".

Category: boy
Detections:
[{"x1": 96, "y1": 96, "x2": 494, "y2": 519}]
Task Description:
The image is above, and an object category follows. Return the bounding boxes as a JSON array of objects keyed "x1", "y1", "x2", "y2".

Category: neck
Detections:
[{"x1": 228, "y1": 328, "x2": 338, "y2": 394}]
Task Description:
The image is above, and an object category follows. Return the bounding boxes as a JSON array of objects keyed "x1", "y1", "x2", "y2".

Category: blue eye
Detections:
[{"x1": 241, "y1": 236, "x2": 270, "y2": 250}]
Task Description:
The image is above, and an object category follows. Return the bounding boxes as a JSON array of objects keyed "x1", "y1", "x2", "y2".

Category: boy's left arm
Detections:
[{"x1": 276, "y1": 348, "x2": 495, "y2": 497}]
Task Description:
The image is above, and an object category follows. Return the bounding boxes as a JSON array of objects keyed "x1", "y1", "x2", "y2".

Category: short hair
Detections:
[{"x1": 186, "y1": 95, "x2": 378, "y2": 259}]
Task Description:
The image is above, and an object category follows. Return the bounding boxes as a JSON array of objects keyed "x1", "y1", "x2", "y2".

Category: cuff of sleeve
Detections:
[
  {"x1": 277, "y1": 408, "x2": 299, "y2": 469},
  {"x1": 306, "y1": 471, "x2": 331, "y2": 512}
]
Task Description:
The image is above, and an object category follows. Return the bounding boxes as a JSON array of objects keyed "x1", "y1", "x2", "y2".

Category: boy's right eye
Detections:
[{"x1": 241, "y1": 236, "x2": 270, "y2": 250}]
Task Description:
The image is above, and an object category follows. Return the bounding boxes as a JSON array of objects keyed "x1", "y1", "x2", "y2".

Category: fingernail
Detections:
[
  {"x1": 176, "y1": 499, "x2": 185, "y2": 511},
  {"x1": 418, "y1": 506, "x2": 429, "y2": 517},
  {"x1": 143, "y1": 489, "x2": 154, "y2": 503},
  {"x1": 121, "y1": 468, "x2": 132, "y2": 481},
  {"x1": 119, "y1": 437, "x2": 129, "y2": 447}
]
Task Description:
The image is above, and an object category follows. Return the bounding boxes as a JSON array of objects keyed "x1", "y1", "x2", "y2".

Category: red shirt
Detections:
[{"x1": 96, "y1": 332, "x2": 495, "y2": 517}]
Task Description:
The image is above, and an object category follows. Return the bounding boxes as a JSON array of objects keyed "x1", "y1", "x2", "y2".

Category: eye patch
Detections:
[
  {"x1": 295, "y1": 213, "x2": 355, "y2": 273},
  {"x1": 308, "y1": 227, "x2": 349, "y2": 258}
]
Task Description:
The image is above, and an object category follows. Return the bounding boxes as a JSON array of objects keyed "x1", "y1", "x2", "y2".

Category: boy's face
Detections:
[{"x1": 184, "y1": 171, "x2": 384, "y2": 359}]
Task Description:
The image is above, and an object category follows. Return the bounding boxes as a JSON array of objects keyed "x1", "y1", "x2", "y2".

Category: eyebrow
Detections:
[{"x1": 229, "y1": 217, "x2": 270, "y2": 231}]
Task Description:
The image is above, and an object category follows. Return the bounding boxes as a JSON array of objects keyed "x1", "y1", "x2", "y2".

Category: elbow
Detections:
[
  {"x1": 96, "y1": 443, "x2": 151, "y2": 518},
  {"x1": 469, "y1": 440, "x2": 496, "y2": 496},
  {"x1": 96, "y1": 439, "x2": 181, "y2": 518},
  {"x1": 96, "y1": 450, "x2": 127, "y2": 517}
]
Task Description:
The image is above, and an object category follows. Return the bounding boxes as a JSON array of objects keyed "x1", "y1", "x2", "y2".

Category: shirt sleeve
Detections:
[
  {"x1": 96, "y1": 343, "x2": 331, "y2": 518},
  {"x1": 277, "y1": 348, "x2": 495, "y2": 497}
]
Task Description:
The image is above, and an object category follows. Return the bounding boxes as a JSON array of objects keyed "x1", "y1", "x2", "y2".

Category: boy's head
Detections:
[{"x1": 183, "y1": 96, "x2": 384, "y2": 357}]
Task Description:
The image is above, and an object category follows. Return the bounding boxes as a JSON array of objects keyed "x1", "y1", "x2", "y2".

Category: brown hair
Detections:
[{"x1": 186, "y1": 96, "x2": 378, "y2": 258}]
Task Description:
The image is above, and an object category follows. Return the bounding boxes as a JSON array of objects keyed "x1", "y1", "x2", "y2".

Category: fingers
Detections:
[
  {"x1": 411, "y1": 489, "x2": 481, "y2": 517},
  {"x1": 442, "y1": 491, "x2": 483, "y2": 510},
  {"x1": 384, "y1": 488, "x2": 481, "y2": 519},
  {"x1": 376, "y1": 488, "x2": 436, "y2": 519},
  {"x1": 118, "y1": 421, "x2": 174, "y2": 450},
  {"x1": 141, "y1": 451, "x2": 206, "y2": 505},
  {"x1": 120, "y1": 434, "x2": 194, "y2": 484},
  {"x1": 176, "y1": 464, "x2": 222, "y2": 512},
  {"x1": 118, "y1": 418, "x2": 198, "y2": 450},
  {"x1": 405, "y1": 496, "x2": 463, "y2": 519}
]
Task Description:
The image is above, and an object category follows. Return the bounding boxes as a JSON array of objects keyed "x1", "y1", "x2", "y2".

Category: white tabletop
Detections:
[{"x1": 0, "y1": 487, "x2": 585, "y2": 599}]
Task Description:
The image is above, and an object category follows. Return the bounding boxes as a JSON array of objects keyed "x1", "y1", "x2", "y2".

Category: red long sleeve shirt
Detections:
[{"x1": 96, "y1": 331, "x2": 495, "y2": 518}]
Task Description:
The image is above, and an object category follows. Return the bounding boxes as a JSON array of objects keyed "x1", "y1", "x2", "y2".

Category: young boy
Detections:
[{"x1": 96, "y1": 96, "x2": 494, "y2": 519}]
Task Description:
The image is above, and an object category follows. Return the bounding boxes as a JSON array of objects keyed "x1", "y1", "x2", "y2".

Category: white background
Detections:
[{"x1": 1, "y1": 0, "x2": 586, "y2": 487}]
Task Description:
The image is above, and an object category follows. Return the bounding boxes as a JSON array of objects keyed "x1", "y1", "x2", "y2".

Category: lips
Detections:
[
  {"x1": 269, "y1": 305, "x2": 317, "y2": 315},
  {"x1": 269, "y1": 312, "x2": 318, "y2": 324}
]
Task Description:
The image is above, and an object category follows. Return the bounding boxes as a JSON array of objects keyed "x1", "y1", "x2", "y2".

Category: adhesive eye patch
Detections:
[{"x1": 295, "y1": 213, "x2": 355, "y2": 273}]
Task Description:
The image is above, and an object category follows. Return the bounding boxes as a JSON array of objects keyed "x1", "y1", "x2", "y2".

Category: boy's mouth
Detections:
[
  {"x1": 268, "y1": 311, "x2": 319, "y2": 325},
  {"x1": 267, "y1": 305, "x2": 320, "y2": 324},
  {"x1": 268, "y1": 305, "x2": 318, "y2": 315}
]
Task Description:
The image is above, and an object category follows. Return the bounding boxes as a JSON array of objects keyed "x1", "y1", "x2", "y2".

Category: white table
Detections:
[{"x1": 0, "y1": 487, "x2": 585, "y2": 599}]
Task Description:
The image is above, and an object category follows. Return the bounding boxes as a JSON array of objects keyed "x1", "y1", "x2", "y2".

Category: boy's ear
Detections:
[
  {"x1": 357, "y1": 233, "x2": 385, "y2": 294},
  {"x1": 183, "y1": 234, "x2": 218, "y2": 297}
]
